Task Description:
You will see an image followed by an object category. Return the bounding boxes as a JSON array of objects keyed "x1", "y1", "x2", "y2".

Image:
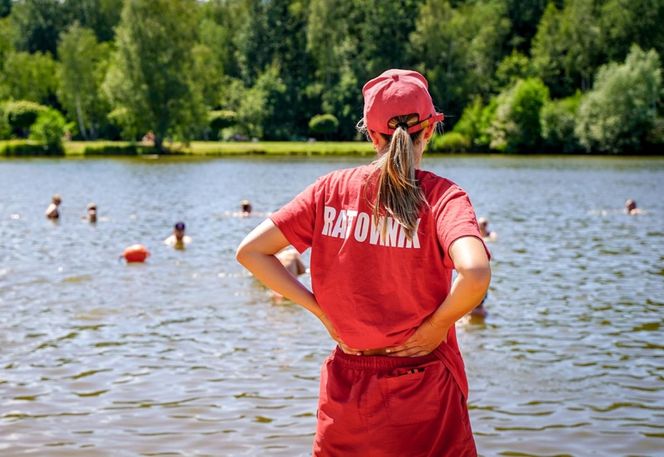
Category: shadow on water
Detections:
[{"x1": 0, "y1": 156, "x2": 663, "y2": 456}]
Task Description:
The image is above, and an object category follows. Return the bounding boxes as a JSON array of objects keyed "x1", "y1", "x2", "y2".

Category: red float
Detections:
[{"x1": 122, "y1": 244, "x2": 149, "y2": 263}]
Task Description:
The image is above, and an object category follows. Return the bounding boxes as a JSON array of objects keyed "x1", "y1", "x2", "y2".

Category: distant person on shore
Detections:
[
  {"x1": 142, "y1": 130, "x2": 155, "y2": 145},
  {"x1": 478, "y1": 217, "x2": 497, "y2": 241},
  {"x1": 624, "y1": 199, "x2": 643, "y2": 215},
  {"x1": 45, "y1": 194, "x2": 62, "y2": 219},
  {"x1": 164, "y1": 222, "x2": 191, "y2": 249},
  {"x1": 86, "y1": 203, "x2": 97, "y2": 223}
]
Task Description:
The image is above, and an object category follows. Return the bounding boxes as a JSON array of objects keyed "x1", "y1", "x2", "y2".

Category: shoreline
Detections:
[{"x1": 1, "y1": 140, "x2": 663, "y2": 158}]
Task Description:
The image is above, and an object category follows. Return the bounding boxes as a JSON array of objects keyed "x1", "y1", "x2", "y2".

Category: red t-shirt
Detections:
[{"x1": 270, "y1": 163, "x2": 489, "y2": 397}]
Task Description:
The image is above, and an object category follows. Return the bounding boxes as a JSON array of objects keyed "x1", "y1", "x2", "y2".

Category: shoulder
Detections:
[
  {"x1": 307, "y1": 164, "x2": 374, "y2": 197},
  {"x1": 417, "y1": 169, "x2": 467, "y2": 202},
  {"x1": 318, "y1": 164, "x2": 373, "y2": 186}
]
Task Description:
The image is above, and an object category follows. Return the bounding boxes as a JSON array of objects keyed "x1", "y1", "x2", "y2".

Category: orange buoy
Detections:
[{"x1": 122, "y1": 244, "x2": 149, "y2": 263}]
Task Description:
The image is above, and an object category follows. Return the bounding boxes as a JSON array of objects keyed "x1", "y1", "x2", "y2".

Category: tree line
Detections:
[{"x1": 0, "y1": 0, "x2": 662, "y2": 153}]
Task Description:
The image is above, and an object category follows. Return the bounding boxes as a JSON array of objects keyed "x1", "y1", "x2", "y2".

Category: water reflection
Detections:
[{"x1": 1, "y1": 156, "x2": 663, "y2": 456}]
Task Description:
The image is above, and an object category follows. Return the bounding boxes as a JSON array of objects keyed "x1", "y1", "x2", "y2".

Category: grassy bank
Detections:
[{"x1": 1, "y1": 140, "x2": 376, "y2": 157}]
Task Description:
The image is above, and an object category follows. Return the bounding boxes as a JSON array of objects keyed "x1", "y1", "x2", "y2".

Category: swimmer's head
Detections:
[
  {"x1": 174, "y1": 221, "x2": 186, "y2": 240},
  {"x1": 625, "y1": 199, "x2": 637, "y2": 212},
  {"x1": 87, "y1": 202, "x2": 97, "y2": 222},
  {"x1": 240, "y1": 200, "x2": 252, "y2": 214},
  {"x1": 478, "y1": 217, "x2": 490, "y2": 237},
  {"x1": 52, "y1": 194, "x2": 62, "y2": 204}
]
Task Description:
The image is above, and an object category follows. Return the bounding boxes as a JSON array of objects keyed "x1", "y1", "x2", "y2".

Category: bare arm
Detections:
[
  {"x1": 386, "y1": 235, "x2": 491, "y2": 357},
  {"x1": 236, "y1": 219, "x2": 361, "y2": 354}
]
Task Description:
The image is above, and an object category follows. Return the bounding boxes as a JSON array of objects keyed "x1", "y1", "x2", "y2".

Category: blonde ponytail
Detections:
[{"x1": 372, "y1": 114, "x2": 426, "y2": 239}]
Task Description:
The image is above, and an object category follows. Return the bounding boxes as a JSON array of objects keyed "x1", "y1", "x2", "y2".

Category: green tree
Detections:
[
  {"x1": 234, "y1": 63, "x2": 286, "y2": 139},
  {"x1": 233, "y1": 0, "x2": 316, "y2": 139},
  {"x1": 57, "y1": 24, "x2": 110, "y2": 139},
  {"x1": 495, "y1": 51, "x2": 535, "y2": 90},
  {"x1": 532, "y1": 0, "x2": 602, "y2": 97},
  {"x1": 540, "y1": 93, "x2": 582, "y2": 153},
  {"x1": 0, "y1": 17, "x2": 15, "y2": 63},
  {"x1": 0, "y1": 51, "x2": 59, "y2": 104},
  {"x1": 575, "y1": 46, "x2": 662, "y2": 153},
  {"x1": 103, "y1": 0, "x2": 205, "y2": 150},
  {"x1": 453, "y1": 96, "x2": 497, "y2": 150},
  {"x1": 489, "y1": 77, "x2": 549, "y2": 152},
  {"x1": 63, "y1": 0, "x2": 123, "y2": 42},
  {"x1": 600, "y1": 0, "x2": 664, "y2": 63},
  {"x1": 0, "y1": 0, "x2": 11, "y2": 18},
  {"x1": 503, "y1": 0, "x2": 548, "y2": 51},
  {"x1": 10, "y1": 0, "x2": 68, "y2": 55},
  {"x1": 29, "y1": 107, "x2": 66, "y2": 151},
  {"x1": 410, "y1": 0, "x2": 510, "y2": 123}
]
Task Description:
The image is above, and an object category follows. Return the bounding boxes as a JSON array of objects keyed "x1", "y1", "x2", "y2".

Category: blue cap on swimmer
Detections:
[{"x1": 174, "y1": 222, "x2": 185, "y2": 230}]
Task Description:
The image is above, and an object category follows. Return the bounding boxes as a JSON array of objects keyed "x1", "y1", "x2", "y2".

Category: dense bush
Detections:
[
  {"x1": 0, "y1": 140, "x2": 60, "y2": 156},
  {"x1": 2, "y1": 100, "x2": 46, "y2": 137},
  {"x1": 81, "y1": 143, "x2": 153, "y2": 155},
  {"x1": 645, "y1": 118, "x2": 664, "y2": 151},
  {"x1": 540, "y1": 93, "x2": 582, "y2": 153},
  {"x1": 309, "y1": 114, "x2": 339, "y2": 138},
  {"x1": 209, "y1": 110, "x2": 237, "y2": 131},
  {"x1": 489, "y1": 78, "x2": 550, "y2": 153},
  {"x1": 0, "y1": 104, "x2": 9, "y2": 139},
  {"x1": 429, "y1": 132, "x2": 471, "y2": 153},
  {"x1": 453, "y1": 97, "x2": 496, "y2": 150},
  {"x1": 29, "y1": 108, "x2": 66, "y2": 151},
  {"x1": 575, "y1": 46, "x2": 662, "y2": 153}
]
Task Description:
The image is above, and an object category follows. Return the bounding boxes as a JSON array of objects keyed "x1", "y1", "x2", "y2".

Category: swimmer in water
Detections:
[
  {"x1": 276, "y1": 246, "x2": 306, "y2": 277},
  {"x1": 240, "y1": 199, "x2": 252, "y2": 216},
  {"x1": 86, "y1": 202, "x2": 97, "y2": 223},
  {"x1": 164, "y1": 221, "x2": 191, "y2": 249},
  {"x1": 478, "y1": 217, "x2": 497, "y2": 241},
  {"x1": 624, "y1": 199, "x2": 643, "y2": 215},
  {"x1": 271, "y1": 246, "x2": 307, "y2": 301},
  {"x1": 45, "y1": 194, "x2": 61, "y2": 219},
  {"x1": 226, "y1": 200, "x2": 270, "y2": 218}
]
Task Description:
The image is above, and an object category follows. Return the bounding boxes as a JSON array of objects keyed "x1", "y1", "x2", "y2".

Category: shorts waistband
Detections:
[{"x1": 331, "y1": 346, "x2": 440, "y2": 370}]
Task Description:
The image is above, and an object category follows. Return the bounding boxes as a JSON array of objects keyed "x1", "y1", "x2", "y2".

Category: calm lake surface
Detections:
[{"x1": 1, "y1": 155, "x2": 663, "y2": 456}]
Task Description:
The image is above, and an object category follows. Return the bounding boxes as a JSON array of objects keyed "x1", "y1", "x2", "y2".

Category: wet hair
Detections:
[
  {"x1": 357, "y1": 114, "x2": 426, "y2": 239},
  {"x1": 240, "y1": 200, "x2": 252, "y2": 213},
  {"x1": 174, "y1": 222, "x2": 185, "y2": 231}
]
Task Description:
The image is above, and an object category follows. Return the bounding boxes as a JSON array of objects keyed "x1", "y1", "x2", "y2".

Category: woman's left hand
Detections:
[{"x1": 385, "y1": 318, "x2": 449, "y2": 357}]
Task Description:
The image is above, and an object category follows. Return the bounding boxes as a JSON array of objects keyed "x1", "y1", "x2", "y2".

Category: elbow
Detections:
[{"x1": 235, "y1": 241, "x2": 250, "y2": 267}]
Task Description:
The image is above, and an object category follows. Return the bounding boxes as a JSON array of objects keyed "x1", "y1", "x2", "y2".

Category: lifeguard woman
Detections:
[{"x1": 237, "y1": 69, "x2": 490, "y2": 456}]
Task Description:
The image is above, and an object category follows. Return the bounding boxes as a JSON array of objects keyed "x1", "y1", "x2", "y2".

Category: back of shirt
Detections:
[{"x1": 270, "y1": 163, "x2": 487, "y2": 350}]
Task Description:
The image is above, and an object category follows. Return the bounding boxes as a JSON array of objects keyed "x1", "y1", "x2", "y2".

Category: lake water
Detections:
[{"x1": 1, "y1": 155, "x2": 663, "y2": 456}]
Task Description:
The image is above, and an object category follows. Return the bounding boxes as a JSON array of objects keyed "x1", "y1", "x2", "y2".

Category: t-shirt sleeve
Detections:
[
  {"x1": 436, "y1": 186, "x2": 491, "y2": 269},
  {"x1": 269, "y1": 180, "x2": 319, "y2": 253}
]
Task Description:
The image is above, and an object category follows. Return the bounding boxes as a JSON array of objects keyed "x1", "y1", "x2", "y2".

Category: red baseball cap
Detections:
[{"x1": 362, "y1": 69, "x2": 444, "y2": 135}]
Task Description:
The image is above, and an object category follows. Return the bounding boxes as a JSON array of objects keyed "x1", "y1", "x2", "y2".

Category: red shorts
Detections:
[{"x1": 313, "y1": 347, "x2": 476, "y2": 457}]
